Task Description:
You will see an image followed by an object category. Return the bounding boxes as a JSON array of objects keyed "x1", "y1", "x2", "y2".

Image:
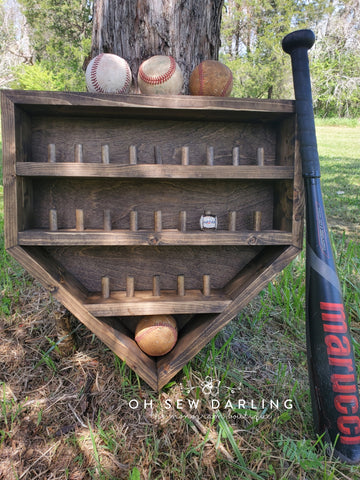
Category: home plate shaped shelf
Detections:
[{"x1": 1, "y1": 91, "x2": 304, "y2": 390}]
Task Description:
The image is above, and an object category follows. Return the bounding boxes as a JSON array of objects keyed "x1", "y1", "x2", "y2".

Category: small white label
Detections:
[{"x1": 200, "y1": 215, "x2": 217, "y2": 230}]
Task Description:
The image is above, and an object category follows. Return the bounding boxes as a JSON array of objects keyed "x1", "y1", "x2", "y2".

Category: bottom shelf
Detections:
[{"x1": 84, "y1": 289, "x2": 231, "y2": 316}]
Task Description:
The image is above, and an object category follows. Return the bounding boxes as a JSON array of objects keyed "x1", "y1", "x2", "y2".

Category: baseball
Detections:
[
  {"x1": 189, "y1": 60, "x2": 233, "y2": 97},
  {"x1": 138, "y1": 55, "x2": 183, "y2": 95},
  {"x1": 86, "y1": 53, "x2": 132, "y2": 94},
  {"x1": 135, "y1": 315, "x2": 178, "y2": 356}
]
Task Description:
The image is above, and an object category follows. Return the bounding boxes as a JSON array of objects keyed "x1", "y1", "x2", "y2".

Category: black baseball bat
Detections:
[{"x1": 282, "y1": 29, "x2": 360, "y2": 464}]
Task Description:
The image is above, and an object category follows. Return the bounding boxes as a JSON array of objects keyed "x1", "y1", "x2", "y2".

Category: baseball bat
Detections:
[{"x1": 282, "y1": 29, "x2": 360, "y2": 464}]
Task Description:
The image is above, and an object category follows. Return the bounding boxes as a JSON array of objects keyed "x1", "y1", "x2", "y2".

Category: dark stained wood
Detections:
[
  {"x1": 16, "y1": 163, "x2": 294, "y2": 178},
  {"x1": 18, "y1": 229, "x2": 293, "y2": 246},
  {"x1": 1, "y1": 90, "x2": 304, "y2": 391},
  {"x1": 22, "y1": 178, "x2": 277, "y2": 232},
  {"x1": 1, "y1": 94, "x2": 18, "y2": 248},
  {"x1": 157, "y1": 245, "x2": 301, "y2": 389},
  {"x1": 8, "y1": 245, "x2": 158, "y2": 389},
  {"x1": 41, "y1": 245, "x2": 262, "y2": 293},
  {"x1": 84, "y1": 289, "x2": 231, "y2": 316},
  {"x1": 3, "y1": 90, "x2": 295, "y2": 121}
]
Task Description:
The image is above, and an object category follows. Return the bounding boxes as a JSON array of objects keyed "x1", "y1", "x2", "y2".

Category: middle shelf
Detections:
[
  {"x1": 16, "y1": 163, "x2": 294, "y2": 179},
  {"x1": 18, "y1": 229, "x2": 293, "y2": 246}
]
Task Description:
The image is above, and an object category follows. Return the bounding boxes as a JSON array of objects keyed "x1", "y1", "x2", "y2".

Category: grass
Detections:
[{"x1": 1, "y1": 120, "x2": 360, "y2": 479}]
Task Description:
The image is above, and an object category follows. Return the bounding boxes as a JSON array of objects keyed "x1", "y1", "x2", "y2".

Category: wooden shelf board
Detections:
[
  {"x1": 84, "y1": 289, "x2": 231, "y2": 316},
  {"x1": 16, "y1": 163, "x2": 294, "y2": 179},
  {"x1": 18, "y1": 229, "x2": 293, "y2": 246},
  {"x1": 4, "y1": 91, "x2": 295, "y2": 122}
]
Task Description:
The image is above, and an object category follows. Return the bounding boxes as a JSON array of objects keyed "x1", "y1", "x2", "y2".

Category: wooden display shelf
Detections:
[
  {"x1": 2, "y1": 90, "x2": 304, "y2": 390},
  {"x1": 18, "y1": 229, "x2": 293, "y2": 246},
  {"x1": 16, "y1": 163, "x2": 294, "y2": 179},
  {"x1": 84, "y1": 289, "x2": 231, "y2": 316}
]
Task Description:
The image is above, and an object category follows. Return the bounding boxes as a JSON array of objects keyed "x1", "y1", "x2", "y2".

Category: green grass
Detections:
[{"x1": 1, "y1": 121, "x2": 360, "y2": 479}]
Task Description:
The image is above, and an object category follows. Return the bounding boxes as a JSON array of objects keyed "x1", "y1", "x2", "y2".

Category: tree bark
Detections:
[{"x1": 91, "y1": 0, "x2": 224, "y2": 92}]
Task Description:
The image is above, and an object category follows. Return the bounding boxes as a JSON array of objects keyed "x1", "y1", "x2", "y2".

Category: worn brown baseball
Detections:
[
  {"x1": 138, "y1": 55, "x2": 183, "y2": 95},
  {"x1": 135, "y1": 315, "x2": 178, "y2": 356},
  {"x1": 189, "y1": 60, "x2": 233, "y2": 97},
  {"x1": 86, "y1": 53, "x2": 132, "y2": 94}
]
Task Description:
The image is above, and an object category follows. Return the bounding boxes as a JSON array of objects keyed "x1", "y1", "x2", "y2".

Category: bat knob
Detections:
[{"x1": 282, "y1": 29, "x2": 315, "y2": 54}]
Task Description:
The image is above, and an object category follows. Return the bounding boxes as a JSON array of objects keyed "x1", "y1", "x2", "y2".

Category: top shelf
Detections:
[{"x1": 3, "y1": 90, "x2": 295, "y2": 122}]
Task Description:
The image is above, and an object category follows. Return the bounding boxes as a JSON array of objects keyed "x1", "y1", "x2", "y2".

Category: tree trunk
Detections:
[{"x1": 91, "y1": 0, "x2": 224, "y2": 92}]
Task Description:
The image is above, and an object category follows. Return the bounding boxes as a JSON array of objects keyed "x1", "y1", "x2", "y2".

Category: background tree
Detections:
[
  {"x1": 5, "y1": 0, "x2": 360, "y2": 117},
  {"x1": 221, "y1": 0, "x2": 330, "y2": 99},
  {"x1": 13, "y1": 0, "x2": 92, "y2": 90},
  {"x1": 90, "y1": 0, "x2": 224, "y2": 92},
  {"x1": 311, "y1": 0, "x2": 360, "y2": 117},
  {"x1": 0, "y1": 0, "x2": 31, "y2": 88}
]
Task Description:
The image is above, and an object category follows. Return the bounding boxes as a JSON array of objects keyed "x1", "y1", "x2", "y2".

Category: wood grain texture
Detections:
[
  {"x1": 16, "y1": 163, "x2": 294, "y2": 178},
  {"x1": 24, "y1": 178, "x2": 278, "y2": 232},
  {"x1": 42, "y1": 245, "x2": 262, "y2": 293},
  {"x1": 2, "y1": 90, "x2": 295, "y2": 119},
  {"x1": 18, "y1": 229, "x2": 293, "y2": 246},
  {"x1": 84, "y1": 289, "x2": 231, "y2": 316},
  {"x1": 1, "y1": 94, "x2": 18, "y2": 248},
  {"x1": 157, "y1": 245, "x2": 301, "y2": 389},
  {"x1": 8, "y1": 245, "x2": 158, "y2": 389},
  {"x1": 1, "y1": 90, "x2": 304, "y2": 391}
]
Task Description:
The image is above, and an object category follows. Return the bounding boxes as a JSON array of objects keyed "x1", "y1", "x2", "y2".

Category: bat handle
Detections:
[{"x1": 282, "y1": 30, "x2": 320, "y2": 178}]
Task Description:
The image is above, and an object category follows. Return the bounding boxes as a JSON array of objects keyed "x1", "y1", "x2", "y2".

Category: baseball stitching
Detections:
[
  {"x1": 198, "y1": 62, "x2": 204, "y2": 95},
  {"x1": 135, "y1": 324, "x2": 177, "y2": 343},
  {"x1": 90, "y1": 54, "x2": 104, "y2": 93},
  {"x1": 221, "y1": 73, "x2": 233, "y2": 97},
  {"x1": 139, "y1": 56, "x2": 177, "y2": 85},
  {"x1": 90, "y1": 54, "x2": 131, "y2": 94}
]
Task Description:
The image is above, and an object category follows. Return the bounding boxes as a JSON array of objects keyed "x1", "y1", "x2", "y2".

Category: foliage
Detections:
[
  {"x1": 221, "y1": 0, "x2": 331, "y2": 99},
  {"x1": 311, "y1": 0, "x2": 360, "y2": 117},
  {"x1": 0, "y1": 0, "x2": 32, "y2": 88},
  {"x1": 14, "y1": 0, "x2": 92, "y2": 91},
  {"x1": 11, "y1": 62, "x2": 65, "y2": 90}
]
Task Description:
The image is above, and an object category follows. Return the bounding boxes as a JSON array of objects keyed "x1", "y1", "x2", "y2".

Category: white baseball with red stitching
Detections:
[
  {"x1": 86, "y1": 53, "x2": 132, "y2": 94},
  {"x1": 138, "y1": 55, "x2": 183, "y2": 95}
]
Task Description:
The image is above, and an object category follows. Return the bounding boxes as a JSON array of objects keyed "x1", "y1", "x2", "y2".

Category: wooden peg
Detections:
[
  {"x1": 48, "y1": 144, "x2": 56, "y2": 163},
  {"x1": 75, "y1": 144, "x2": 83, "y2": 163},
  {"x1": 154, "y1": 211, "x2": 162, "y2": 232},
  {"x1": 102, "y1": 144, "x2": 110, "y2": 164},
  {"x1": 103, "y1": 209, "x2": 111, "y2": 231},
  {"x1": 154, "y1": 146, "x2": 162, "y2": 164},
  {"x1": 101, "y1": 276, "x2": 110, "y2": 299},
  {"x1": 130, "y1": 211, "x2": 138, "y2": 231},
  {"x1": 152, "y1": 275, "x2": 160, "y2": 297},
  {"x1": 49, "y1": 209, "x2": 58, "y2": 231},
  {"x1": 76, "y1": 209, "x2": 84, "y2": 231},
  {"x1": 228, "y1": 211, "x2": 237, "y2": 232},
  {"x1": 181, "y1": 146, "x2": 189, "y2": 165},
  {"x1": 253, "y1": 211, "x2": 262, "y2": 231},
  {"x1": 126, "y1": 276, "x2": 135, "y2": 297},
  {"x1": 179, "y1": 211, "x2": 187, "y2": 232},
  {"x1": 257, "y1": 147, "x2": 264, "y2": 166},
  {"x1": 206, "y1": 146, "x2": 214, "y2": 166},
  {"x1": 202, "y1": 275, "x2": 211, "y2": 296},
  {"x1": 232, "y1": 146, "x2": 239, "y2": 166},
  {"x1": 129, "y1": 145, "x2": 137, "y2": 165},
  {"x1": 177, "y1": 275, "x2": 185, "y2": 297}
]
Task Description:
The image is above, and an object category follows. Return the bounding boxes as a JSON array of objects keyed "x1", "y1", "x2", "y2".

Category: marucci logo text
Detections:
[{"x1": 321, "y1": 302, "x2": 360, "y2": 445}]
